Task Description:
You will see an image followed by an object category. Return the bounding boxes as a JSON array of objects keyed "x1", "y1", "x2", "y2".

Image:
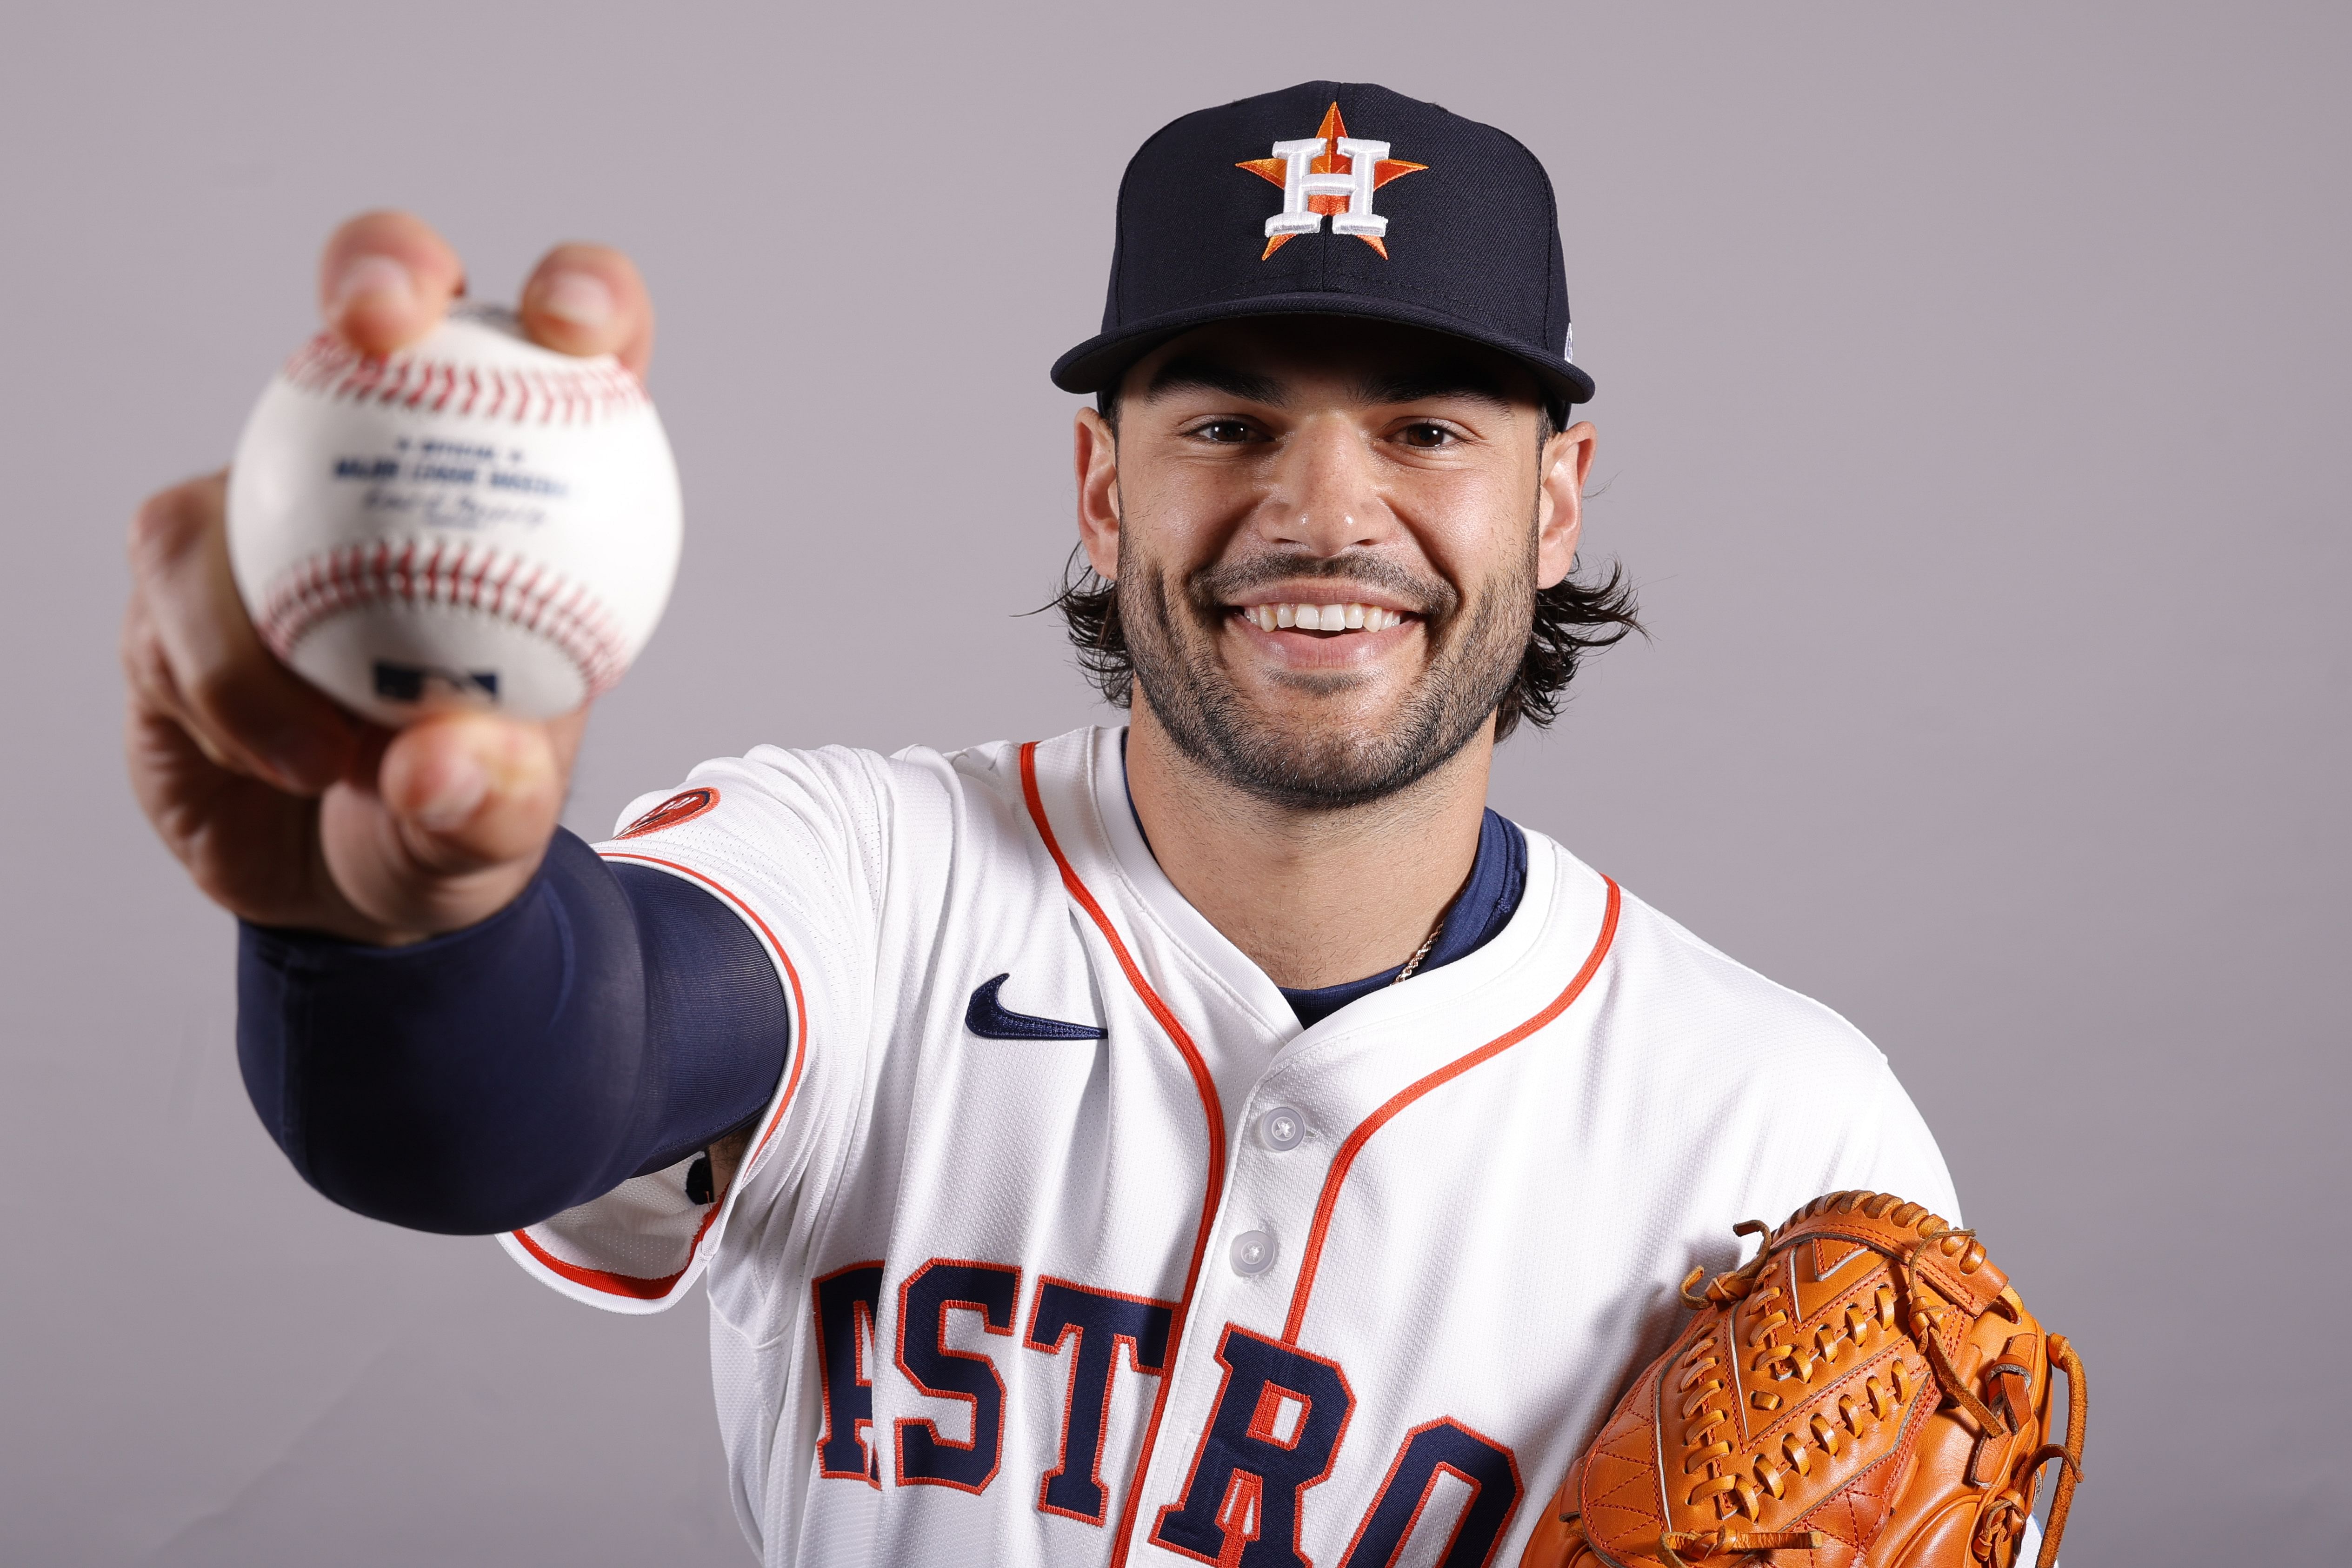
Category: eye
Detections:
[
  {"x1": 1396, "y1": 421, "x2": 1458, "y2": 449},
  {"x1": 1188, "y1": 418, "x2": 1260, "y2": 444}
]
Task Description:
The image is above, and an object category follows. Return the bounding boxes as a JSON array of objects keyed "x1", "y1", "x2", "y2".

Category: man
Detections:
[{"x1": 125, "y1": 82, "x2": 1955, "y2": 1566}]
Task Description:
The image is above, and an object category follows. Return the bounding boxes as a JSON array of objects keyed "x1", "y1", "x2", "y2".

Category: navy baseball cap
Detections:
[{"x1": 1052, "y1": 80, "x2": 1594, "y2": 407}]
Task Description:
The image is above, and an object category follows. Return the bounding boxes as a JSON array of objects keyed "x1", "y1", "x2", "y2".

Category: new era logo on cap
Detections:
[{"x1": 1051, "y1": 80, "x2": 1593, "y2": 407}]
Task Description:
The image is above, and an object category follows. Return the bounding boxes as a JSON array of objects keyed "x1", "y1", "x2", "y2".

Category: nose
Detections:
[{"x1": 1257, "y1": 414, "x2": 1393, "y2": 555}]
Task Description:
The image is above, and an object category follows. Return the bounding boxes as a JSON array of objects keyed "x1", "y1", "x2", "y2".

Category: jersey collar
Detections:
[{"x1": 1080, "y1": 725, "x2": 1581, "y2": 1059}]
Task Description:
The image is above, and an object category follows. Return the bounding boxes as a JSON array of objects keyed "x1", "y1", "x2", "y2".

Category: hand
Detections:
[{"x1": 122, "y1": 212, "x2": 656, "y2": 944}]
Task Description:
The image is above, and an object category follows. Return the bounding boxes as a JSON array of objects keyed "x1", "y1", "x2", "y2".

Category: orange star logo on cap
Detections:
[{"x1": 1237, "y1": 102, "x2": 1427, "y2": 260}]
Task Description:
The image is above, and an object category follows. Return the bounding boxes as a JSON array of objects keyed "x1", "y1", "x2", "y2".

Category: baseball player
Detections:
[{"x1": 126, "y1": 82, "x2": 1964, "y2": 1566}]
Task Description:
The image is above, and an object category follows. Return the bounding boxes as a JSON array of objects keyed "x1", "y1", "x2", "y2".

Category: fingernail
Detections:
[
  {"x1": 536, "y1": 269, "x2": 614, "y2": 329},
  {"x1": 412, "y1": 748, "x2": 490, "y2": 832},
  {"x1": 333, "y1": 254, "x2": 415, "y2": 314}
]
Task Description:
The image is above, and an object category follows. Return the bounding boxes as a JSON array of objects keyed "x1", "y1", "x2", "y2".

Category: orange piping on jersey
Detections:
[
  {"x1": 1279, "y1": 877, "x2": 1622, "y2": 1346},
  {"x1": 505, "y1": 849, "x2": 813, "y2": 1303},
  {"x1": 510, "y1": 1210, "x2": 711, "y2": 1299},
  {"x1": 1018, "y1": 740, "x2": 1227, "y2": 1568}
]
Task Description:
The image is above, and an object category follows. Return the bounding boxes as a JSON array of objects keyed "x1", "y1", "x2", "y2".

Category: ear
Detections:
[
  {"x1": 1074, "y1": 407, "x2": 1121, "y2": 580},
  {"x1": 1534, "y1": 420, "x2": 1598, "y2": 588}
]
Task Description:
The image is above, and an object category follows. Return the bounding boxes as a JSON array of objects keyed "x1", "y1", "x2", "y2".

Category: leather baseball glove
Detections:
[{"x1": 1520, "y1": 1191, "x2": 2085, "y2": 1568}]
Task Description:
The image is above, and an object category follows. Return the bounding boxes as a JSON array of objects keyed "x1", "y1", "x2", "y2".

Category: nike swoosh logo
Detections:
[{"x1": 966, "y1": 974, "x2": 1107, "y2": 1041}]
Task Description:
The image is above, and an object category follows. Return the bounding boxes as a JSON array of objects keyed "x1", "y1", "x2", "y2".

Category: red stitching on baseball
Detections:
[
  {"x1": 280, "y1": 333, "x2": 648, "y2": 426},
  {"x1": 255, "y1": 540, "x2": 632, "y2": 699}
]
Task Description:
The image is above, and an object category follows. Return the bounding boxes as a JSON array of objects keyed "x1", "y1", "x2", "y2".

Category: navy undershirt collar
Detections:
[
  {"x1": 1116, "y1": 731, "x2": 1529, "y2": 1029},
  {"x1": 1274, "y1": 807, "x2": 1526, "y2": 1027}
]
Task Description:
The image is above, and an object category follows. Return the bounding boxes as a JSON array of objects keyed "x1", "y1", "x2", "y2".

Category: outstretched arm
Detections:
[{"x1": 123, "y1": 215, "x2": 773, "y2": 1232}]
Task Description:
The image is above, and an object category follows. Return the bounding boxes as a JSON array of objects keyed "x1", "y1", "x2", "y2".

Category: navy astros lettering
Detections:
[
  {"x1": 1150, "y1": 1326, "x2": 1354, "y2": 1568},
  {"x1": 816, "y1": 1261, "x2": 1522, "y2": 1558},
  {"x1": 812, "y1": 1261, "x2": 885, "y2": 1484},
  {"x1": 894, "y1": 1260, "x2": 1022, "y2": 1490},
  {"x1": 1024, "y1": 1277, "x2": 1176, "y2": 1523},
  {"x1": 1336, "y1": 1418, "x2": 1522, "y2": 1568}
]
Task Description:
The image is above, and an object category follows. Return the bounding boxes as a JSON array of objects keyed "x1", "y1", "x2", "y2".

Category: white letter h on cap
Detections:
[{"x1": 1264, "y1": 137, "x2": 1393, "y2": 240}]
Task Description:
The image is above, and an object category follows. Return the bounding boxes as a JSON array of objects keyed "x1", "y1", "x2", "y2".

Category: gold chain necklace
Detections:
[{"x1": 1391, "y1": 907, "x2": 1447, "y2": 985}]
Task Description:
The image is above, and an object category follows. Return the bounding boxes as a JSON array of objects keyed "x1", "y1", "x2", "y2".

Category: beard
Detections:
[{"x1": 1119, "y1": 537, "x2": 1533, "y2": 811}]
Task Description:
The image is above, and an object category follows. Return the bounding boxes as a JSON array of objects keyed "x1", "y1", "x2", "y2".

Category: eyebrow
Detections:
[
  {"x1": 1350, "y1": 366, "x2": 1519, "y2": 409},
  {"x1": 1139, "y1": 355, "x2": 1521, "y2": 411},
  {"x1": 1143, "y1": 357, "x2": 1288, "y2": 405}
]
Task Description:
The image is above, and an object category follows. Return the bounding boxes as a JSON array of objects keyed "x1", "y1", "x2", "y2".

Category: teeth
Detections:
[{"x1": 1239, "y1": 603, "x2": 1406, "y2": 634}]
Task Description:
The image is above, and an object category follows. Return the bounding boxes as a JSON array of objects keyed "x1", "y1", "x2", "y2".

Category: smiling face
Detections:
[{"x1": 1075, "y1": 316, "x2": 1596, "y2": 809}]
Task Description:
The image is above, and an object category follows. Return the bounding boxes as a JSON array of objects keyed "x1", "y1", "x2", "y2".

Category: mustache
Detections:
[{"x1": 1183, "y1": 552, "x2": 1460, "y2": 620}]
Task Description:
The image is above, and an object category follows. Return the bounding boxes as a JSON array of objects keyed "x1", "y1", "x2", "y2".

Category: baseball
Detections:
[{"x1": 226, "y1": 303, "x2": 682, "y2": 725}]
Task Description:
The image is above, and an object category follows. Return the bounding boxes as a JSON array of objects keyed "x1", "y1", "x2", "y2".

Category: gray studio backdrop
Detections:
[{"x1": 3, "y1": 3, "x2": 2342, "y2": 1563}]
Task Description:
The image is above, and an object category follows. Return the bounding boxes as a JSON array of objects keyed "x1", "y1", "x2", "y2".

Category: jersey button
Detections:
[
  {"x1": 1229, "y1": 1230, "x2": 1278, "y2": 1277},
  {"x1": 1258, "y1": 1107, "x2": 1306, "y2": 1151}
]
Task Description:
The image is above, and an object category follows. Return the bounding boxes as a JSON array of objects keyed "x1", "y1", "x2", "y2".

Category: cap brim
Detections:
[{"x1": 1050, "y1": 291, "x2": 1596, "y2": 407}]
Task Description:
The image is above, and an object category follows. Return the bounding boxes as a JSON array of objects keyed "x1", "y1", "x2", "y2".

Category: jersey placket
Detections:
[{"x1": 1028, "y1": 728, "x2": 1616, "y2": 1566}]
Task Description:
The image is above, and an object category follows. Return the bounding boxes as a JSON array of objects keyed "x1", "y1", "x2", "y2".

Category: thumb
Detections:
[{"x1": 377, "y1": 711, "x2": 570, "y2": 874}]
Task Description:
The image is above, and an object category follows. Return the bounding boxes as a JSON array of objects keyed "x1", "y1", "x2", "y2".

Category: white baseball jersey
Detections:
[{"x1": 501, "y1": 724, "x2": 1957, "y2": 1567}]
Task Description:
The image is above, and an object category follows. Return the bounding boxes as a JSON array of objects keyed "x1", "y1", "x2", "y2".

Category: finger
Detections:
[
  {"x1": 518, "y1": 243, "x2": 655, "y2": 376},
  {"x1": 124, "y1": 695, "x2": 335, "y2": 926},
  {"x1": 121, "y1": 586, "x2": 239, "y2": 776},
  {"x1": 318, "y1": 211, "x2": 466, "y2": 357},
  {"x1": 374, "y1": 710, "x2": 582, "y2": 874},
  {"x1": 307, "y1": 708, "x2": 586, "y2": 941},
  {"x1": 126, "y1": 474, "x2": 360, "y2": 793}
]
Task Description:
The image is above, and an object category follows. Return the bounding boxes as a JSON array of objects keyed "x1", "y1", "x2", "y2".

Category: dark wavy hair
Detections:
[{"x1": 1050, "y1": 400, "x2": 1642, "y2": 741}]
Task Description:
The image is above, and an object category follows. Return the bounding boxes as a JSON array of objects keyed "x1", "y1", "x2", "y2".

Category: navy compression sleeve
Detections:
[{"x1": 236, "y1": 829, "x2": 788, "y2": 1235}]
